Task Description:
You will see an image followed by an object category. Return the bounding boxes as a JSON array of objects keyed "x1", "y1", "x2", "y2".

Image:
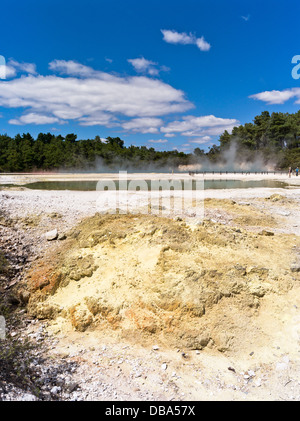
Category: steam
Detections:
[
  {"x1": 57, "y1": 139, "x2": 278, "y2": 174},
  {"x1": 57, "y1": 154, "x2": 179, "y2": 174},
  {"x1": 179, "y1": 141, "x2": 278, "y2": 173}
]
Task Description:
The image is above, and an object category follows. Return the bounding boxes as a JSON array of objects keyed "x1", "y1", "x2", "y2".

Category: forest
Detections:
[{"x1": 0, "y1": 110, "x2": 299, "y2": 172}]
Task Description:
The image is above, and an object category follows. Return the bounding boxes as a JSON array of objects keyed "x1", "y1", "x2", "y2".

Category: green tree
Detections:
[{"x1": 193, "y1": 147, "x2": 205, "y2": 157}]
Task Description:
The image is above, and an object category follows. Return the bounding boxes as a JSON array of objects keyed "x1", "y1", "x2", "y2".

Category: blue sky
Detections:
[{"x1": 0, "y1": 0, "x2": 300, "y2": 152}]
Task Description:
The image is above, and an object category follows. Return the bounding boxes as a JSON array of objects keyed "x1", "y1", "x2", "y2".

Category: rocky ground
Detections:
[{"x1": 0, "y1": 175, "x2": 300, "y2": 401}]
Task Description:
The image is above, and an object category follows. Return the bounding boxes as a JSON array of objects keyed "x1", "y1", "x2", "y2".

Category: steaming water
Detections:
[{"x1": 8, "y1": 179, "x2": 289, "y2": 191}]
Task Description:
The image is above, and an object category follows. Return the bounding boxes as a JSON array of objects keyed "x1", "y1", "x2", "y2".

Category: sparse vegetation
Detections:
[
  {"x1": 0, "y1": 329, "x2": 38, "y2": 397},
  {"x1": 0, "y1": 250, "x2": 8, "y2": 277},
  {"x1": 0, "y1": 239, "x2": 40, "y2": 398}
]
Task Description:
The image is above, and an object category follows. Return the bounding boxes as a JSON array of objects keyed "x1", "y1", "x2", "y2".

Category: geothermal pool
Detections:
[{"x1": 4, "y1": 179, "x2": 289, "y2": 191}]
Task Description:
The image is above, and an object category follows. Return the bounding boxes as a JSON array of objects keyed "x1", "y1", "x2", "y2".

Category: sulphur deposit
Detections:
[{"x1": 18, "y1": 207, "x2": 299, "y2": 354}]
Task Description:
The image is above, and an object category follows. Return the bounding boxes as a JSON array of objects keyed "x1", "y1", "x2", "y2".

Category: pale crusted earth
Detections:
[{"x1": 1, "y1": 173, "x2": 300, "y2": 401}]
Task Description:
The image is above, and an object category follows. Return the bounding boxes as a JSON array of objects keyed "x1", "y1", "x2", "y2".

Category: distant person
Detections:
[
  {"x1": 296, "y1": 167, "x2": 299, "y2": 176},
  {"x1": 288, "y1": 167, "x2": 292, "y2": 178}
]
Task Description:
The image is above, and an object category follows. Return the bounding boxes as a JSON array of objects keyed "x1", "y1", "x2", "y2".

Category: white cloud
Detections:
[
  {"x1": 0, "y1": 60, "x2": 192, "y2": 128},
  {"x1": 195, "y1": 37, "x2": 211, "y2": 52},
  {"x1": 241, "y1": 15, "x2": 250, "y2": 22},
  {"x1": 189, "y1": 136, "x2": 212, "y2": 144},
  {"x1": 78, "y1": 114, "x2": 116, "y2": 127},
  {"x1": 121, "y1": 117, "x2": 163, "y2": 134},
  {"x1": 128, "y1": 57, "x2": 169, "y2": 76},
  {"x1": 161, "y1": 29, "x2": 211, "y2": 51},
  {"x1": 0, "y1": 59, "x2": 37, "y2": 79},
  {"x1": 161, "y1": 30, "x2": 194, "y2": 45},
  {"x1": 161, "y1": 115, "x2": 238, "y2": 136},
  {"x1": 249, "y1": 88, "x2": 300, "y2": 104},
  {"x1": 8, "y1": 59, "x2": 37, "y2": 76},
  {"x1": 4, "y1": 66, "x2": 17, "y2": 78},
  {"x1": 128, "y1": 57, "x2": 158, "y2": 75},
  {"x1": 148, "y1": 138, "x2": 168, "y2": 143},
  {"x1": 49, "y1": 59, "x2": 104, "y2": 78},
  {"x1": 9, "y1": 113, "x2": 62, "y2": 125}
]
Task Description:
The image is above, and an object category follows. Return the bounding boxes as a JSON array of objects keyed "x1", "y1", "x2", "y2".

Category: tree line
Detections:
[
  {"x1": 0, "y1": 110, "x2": 299, "y2": 172},
  {"x1": 215, "y1": 110, "x2": 300, "y2": 168},
  {"x1": 0, "y1": 133, "x2": 190, "y2": 172}
]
